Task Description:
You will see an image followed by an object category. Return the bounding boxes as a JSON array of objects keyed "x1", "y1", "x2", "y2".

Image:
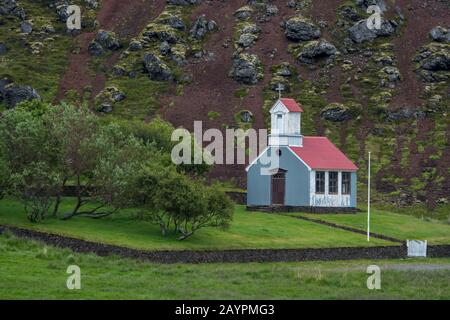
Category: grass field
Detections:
[
  {"x1": 0, "y1": 233, "x2": 449, "y2": 299},
  {"x1": 0, "y1": 199, "x2": 392, "y2": 250},
  {"x1": 288, "y1": 209, "x2": 450, "y2": 245}
]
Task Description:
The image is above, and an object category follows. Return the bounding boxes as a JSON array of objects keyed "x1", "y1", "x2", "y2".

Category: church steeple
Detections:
[{"x1": 268, "y1": 98, "x2": 303, "y2": 147}]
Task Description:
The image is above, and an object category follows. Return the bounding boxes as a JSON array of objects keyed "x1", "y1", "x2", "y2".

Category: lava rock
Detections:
[
  {"x1": 230, "y1": 53, "x2": 263, "y2": 85},
  {"x1": 128, "y1": 40, "x2": 143, "y2": 51},
  {"x1": 283, "y1": 16, "x2": 321, "y2": 42},
  {"x1": 266, "y1": 4, "x2": 278, "y2": 16},
  {"x1": 95, "y1": 30, "x2": 120, "y2": 51},
  {"x1": 348, "y1": 19, "x2": 395, "y2": 43},
  {"x1": 20, "y1": 20, "x2": 32, "y2": 34},
  {"x1": 88, "y1": 41, "x2": 104, "y2": 56},
  {"x1": 3, "y1": 84, "x2": 41, "y2": 108},
  {"x1": 166, "y1": 0, "x2": 201, "y2": 5},
  {"x1": 237, "y1": 33, "x2": 257, "y2": 48},
  {"x1": 99, "y1": 102, "x2": 113, "y2": 113},
  {"x1": 321, "y1": 103, "x2": 353, "y2": 122},
  {"x1": 159, "y1": 41, "x2": 171, "y2": 55},
  {"x1": 160, "y1": 16, "x2": 185, "y2": 30},
  {"x1": 297, "y1": 40, "x2": 337, "y2": 64},
  {"x1": 143, "y1": 53, "x2": 172, "y2": 81},
  {"x1": 420, "y1": 54, "x2": 450, "y2": 71},
  {"x1": 190, "y1": 15, "x2": 208, "y2": 39},
  {"x1": 430, "y1": 26, "x2": 450, "y2": 43},
  {"x1": 339, "y1": 5, "x2": 361, "y2": 21},
  {"x1": 356, "y1": 0, "x2": 387, "y2": 12},
  {"x1": 234, "y1": 6, "x2": 253, "y2": 20}
]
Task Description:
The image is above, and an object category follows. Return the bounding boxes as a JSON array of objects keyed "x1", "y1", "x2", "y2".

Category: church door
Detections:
[{"x1": 271, "y1": 171, "x2": 286, "y2": 205}]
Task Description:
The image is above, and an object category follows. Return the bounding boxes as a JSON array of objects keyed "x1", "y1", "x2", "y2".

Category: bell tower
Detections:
[{"x1": 268, "y1": 98, "x2": 303, "y2": 147}]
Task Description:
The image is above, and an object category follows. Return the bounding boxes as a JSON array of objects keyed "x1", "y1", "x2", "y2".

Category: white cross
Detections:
[{"x1": 275, "y1": 83, "x2": 283, "y2": 99}]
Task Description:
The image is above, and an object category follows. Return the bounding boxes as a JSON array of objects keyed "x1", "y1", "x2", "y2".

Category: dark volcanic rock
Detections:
[
  {"x1": 95, "y1": 30, "x2": 120, "y2": 50},
  {"x1": 283, "y1": 16, "x2": 321, "y2": 42},
  {"x1": 20, "y1": 20, "x2": 32, "y2": 34},
  {"x1": 430, "y1": 26, "x2": 450, "y2": 43},
  {"x1": 321, "y1": 104, "x2": 353, "y2": 122},
  {"x1": 297, "y1": 40, "x2": 337, "y2": 64},
  {"x1": 3, "y1": 84, "x2": 41, "y2": 108},
  {"x1": 190, "y1": 15, "x2": 208, "y2": 39},
  {"x1": 88, "y1": 41, "x2": 104, "y2": 56},
  {"x1": 143, "y1": 53, "x2": 172, "y2": 81},
  {"x1": 420, "y1": 54, "x2": 450, "y2": 71},
  {"x1": 166, "y1": 0, "x2": 201, "y2": 5},
  {"x1": 230, "y1": 53, "x2": 263, "y2": 85},
  {"x1": 348, "y1": 19, "x2": 395, "y2": 43}
]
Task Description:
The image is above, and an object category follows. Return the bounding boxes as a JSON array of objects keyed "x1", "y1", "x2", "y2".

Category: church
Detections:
[{"x1": 246, "y1": 98, "x2": 358, "y2": 211}]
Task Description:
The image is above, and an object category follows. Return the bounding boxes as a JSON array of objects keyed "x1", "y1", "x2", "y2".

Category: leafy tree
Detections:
[
  {"x1": 0, "y1": 102, "x2": 61, "y2": 220},
  {"x1": 134, "y1": 162, "x2": 234, "y2": 240},
  {"x1": 119, "y1": 118, "x2": 212, "y2": 177}
]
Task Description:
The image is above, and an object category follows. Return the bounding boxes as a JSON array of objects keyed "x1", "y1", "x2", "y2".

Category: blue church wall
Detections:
[{"x1": 247, "y1": 147, "x2": 310, "y2": 206}]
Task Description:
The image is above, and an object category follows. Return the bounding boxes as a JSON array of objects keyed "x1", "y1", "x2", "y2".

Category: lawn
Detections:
[
  {"x1": 289, "y1": 208, "x2": 450, "y2": 245},
  {"x1": 0, "y1": 199, "x2": 392, "y2": 250},
  {"x1": 0, "y1": 233, "x2": 449, "y2": 299}
]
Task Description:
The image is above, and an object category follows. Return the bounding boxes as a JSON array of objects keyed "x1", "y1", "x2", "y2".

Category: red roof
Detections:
[
  {"x1": 280, "y1": 98, "x2": 304, "y2": 113},
  {"x1": 290, "y1": 137, "x2": 358, "y2": 171}
]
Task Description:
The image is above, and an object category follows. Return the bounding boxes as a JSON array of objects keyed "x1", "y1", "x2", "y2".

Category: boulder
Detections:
[
  {"x1": 339, "y1": 5, "x2": 361, "y2": 21},
  {"x1": 190, "y1": 15, "x2": 208, "y2": 39},
  {"x1": 85, "y1": 0, "x2": 99, "y2": 9},
  {"x1": 379, "y1": 66, "x2": 401, "y2": 87},
  {"x1": 296, "y1": 40, "x2": 337, "y2": 64},
  {"x1": 20, "y1": 20, "x2": 32, "y2": 34},
  {"x1": 143, "y1": 24, "x2": 178, "y2": 44},
  {"x1": 55, "y1": 4, "x2": 70, "y2": 22},
  {"x1": 234, "y1": 6, "x2": 253, "y2": 20},
  {"x1": 356, "y1": 0, "x2": 387, "y2": 12},
  {"x1": 321, "y1": 103, "x2": 353, "y2": 122},
  {"x1": 230, "y1": 53, "x2": 263, "y2": 85},
  {"x1": 266, "y1": 4, "x2": 278, "y2": 16},
  {"x1": 237, "y1": 33, "x2": 257, "y2": 48},
  {"x1": 3, "y1": 84, "x2": 41, "y2": 108},
  {"x1": 166, "y1": 0, "x2": 201, "y2": 5},
  {"x1": 95, "y1": 30, "x2": 120, "y2": 51},
  {"x1": 348, "y1": 19, "x2": 395, "y2": 43},
  {"x1": 430, "y1": 26, "x2": 450, "y2": 43},
  {"x1": 128, "y1": 40, "x2": 143, "y2": 51},
  {"x1": 143, "y1": 53, "x2": 172, "y2": 81},
  {"x1": 88, "y1": 41, "x2": 104, "y2": 56},
  {"x1": 0, "y1": 0, "x2": 26, "y2": 19},
  {"x1": 420, "y1": 53, "x2": 450, "y2": 71},
  {"x1": 415, "y1": 43, "x2": 450, "y2": 73},
  {"x1": 207, "y1": 20, "x2": 217, "y2": 31},
  {"x1": 159, "y1": 41, "x2": 171, "y2": 55},
  {"x1": 98, "y1": 102, "x2": 113, "y2": 113},
  {"x1": 160, "y1": 16, "x2": 185, "y2": 30},
  {"x1": 283, "y1": 16, "x2": 321, "y2": 41}
]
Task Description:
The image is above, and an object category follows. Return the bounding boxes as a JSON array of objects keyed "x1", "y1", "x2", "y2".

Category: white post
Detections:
[{"x1": 367, "y1": 151, "x2": 371, "y2": 242}]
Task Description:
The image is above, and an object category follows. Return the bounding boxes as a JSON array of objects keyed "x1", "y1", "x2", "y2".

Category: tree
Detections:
[
  {"x1": 67, "y1": 122, "x2": 151, "y2": 219},
  {"x1": 133, "y1": 162, "x2": 234, "y2": 240},
  {"x1": 0, "y1": 102, "x2": 61, "y2": 221}
]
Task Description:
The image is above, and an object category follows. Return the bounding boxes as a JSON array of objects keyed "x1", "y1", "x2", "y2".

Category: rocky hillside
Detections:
[{"x1": 0, "y1": 0, "x2": 449, "y2": 208}]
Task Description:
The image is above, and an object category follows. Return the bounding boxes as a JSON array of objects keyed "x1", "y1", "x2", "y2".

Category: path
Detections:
[
  {"x1": 55, "y1": 0, "x2": 166, "y2": 102},
  {"x1": 2, "y1": 225, "x2": 450, "y2": 264}
]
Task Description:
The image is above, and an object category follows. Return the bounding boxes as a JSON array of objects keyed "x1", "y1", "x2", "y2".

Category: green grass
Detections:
[
  {"x1": 1, "y1": 233, "x2": 449, "y2": 299},
  {"x1": 0, "y1": 199, "x2": 392, "y2": 251},
  {"x1": 0, "y1": 1, "x2": 76, "y2": 102},
  {"x1": 289, "y1": 208, "x2": 450, "y2": 245}
]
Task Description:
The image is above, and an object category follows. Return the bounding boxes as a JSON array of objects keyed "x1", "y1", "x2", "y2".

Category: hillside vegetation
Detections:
[{"x1": 0, "y1": 0, "x2": 449, "y2": 212}]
